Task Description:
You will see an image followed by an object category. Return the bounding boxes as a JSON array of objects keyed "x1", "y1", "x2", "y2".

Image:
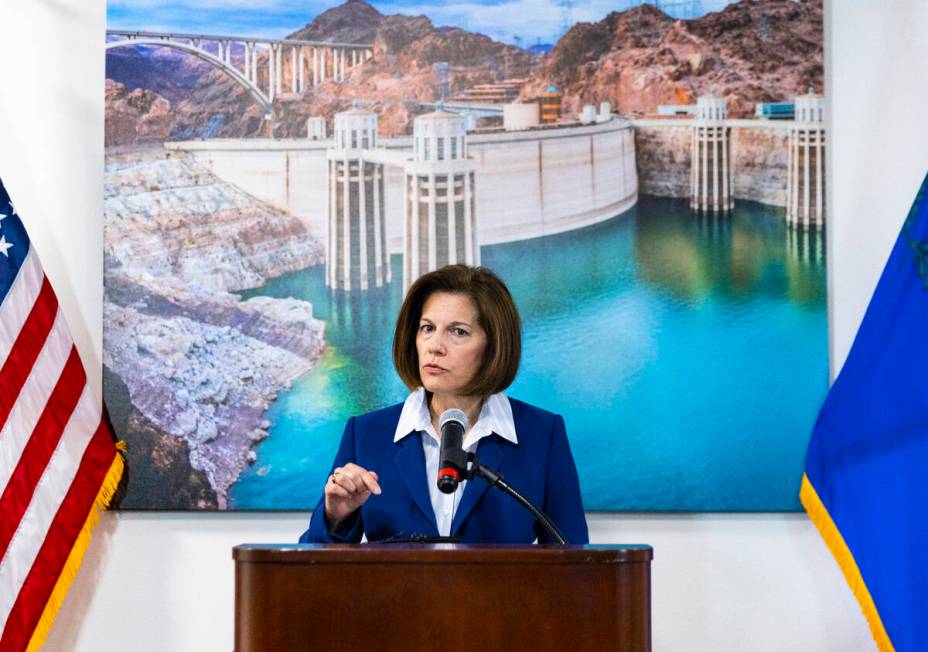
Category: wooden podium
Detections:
[{"x1": 233, "y1": 544, "x2": 652, "y2": 651}]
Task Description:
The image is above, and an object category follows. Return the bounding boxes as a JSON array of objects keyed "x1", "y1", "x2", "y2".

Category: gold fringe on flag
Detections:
[
  {"x1": 800, "y1": 473, "x2": 894, "y2": 652},
  {"x1": 25, "y1": 446, "x2": 126, "y2": 652}
]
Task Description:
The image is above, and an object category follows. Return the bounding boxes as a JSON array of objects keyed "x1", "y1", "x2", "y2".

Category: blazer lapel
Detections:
[
  {"x1": 451, "y1": 436, "x2": 505, "y2": 536},
  {"x1": 393, "y1": 433, "x2": 439, "y2": 534}
]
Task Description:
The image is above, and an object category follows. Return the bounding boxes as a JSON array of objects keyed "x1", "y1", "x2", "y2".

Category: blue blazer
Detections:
[{"x1": 299, "y1": 398, "x2": 589, "y2": 544}]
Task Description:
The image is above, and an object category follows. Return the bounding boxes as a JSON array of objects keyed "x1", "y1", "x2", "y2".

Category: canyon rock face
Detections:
[
  {"x1": 104, "y1": 365, "x2": 217, "y2": 510},
  {"x1": 105, "y1": 0, "x2": 822, "y2": 145},
  {"x1": 104, "y1": 154, "x2": 322, "y2": 290},
  {"x1": 524, "y1": 0, "x2": 822, "y2": 117},
  {"x1": 731, "y1": 126, "x2": 789, "y2": 206},
  {"x1": 105, "y1": 80, "x2": 174, "y2": 147},
  {"x1": 635, "y1": 125, "x2": 693, "y2": 198},
  {"x1": 104, "y1": 0, "x2": 532, "y2": 143},
  {"x1": 289, "y1": 0, "x2": 384, "y2": 43},
  {"x1": 106, "y1": 46, "x2": 213, "y2": 103},
  {"x1": 636, "y1": 123, "x2": 789, "y2": 206},
  {"x1": 103, "y1": 150, "x2": 325, "y2": 507}
]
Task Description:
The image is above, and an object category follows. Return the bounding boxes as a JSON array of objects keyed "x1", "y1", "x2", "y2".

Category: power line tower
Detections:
[{"x1": 432, "y1": 62, "x2": 450, "y2": 101}]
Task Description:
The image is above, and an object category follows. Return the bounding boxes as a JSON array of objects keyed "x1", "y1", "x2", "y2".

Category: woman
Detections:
[{"x1": 299, "y1": 265, "x2": 588, "y2": 544}]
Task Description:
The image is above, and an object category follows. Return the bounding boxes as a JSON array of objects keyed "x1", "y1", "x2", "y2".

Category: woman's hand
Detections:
[{"x1": 324, "y1": 463, "x2": 382, "y2": 532}]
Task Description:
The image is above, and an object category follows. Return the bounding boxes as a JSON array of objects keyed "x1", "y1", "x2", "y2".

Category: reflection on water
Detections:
[
  {"x1": 785, "y1": 228, "x2": 828, "y2": 306},
  {"x1": 230, "y1": 196, "x2": 828, "y2": 511},
  {"x1": 636, "y1": 206, "x2": 825, "y2": 307}
]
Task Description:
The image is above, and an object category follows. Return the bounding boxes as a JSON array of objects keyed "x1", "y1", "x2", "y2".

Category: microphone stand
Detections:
[{"x1": 465, "y1": 452, "x2": 568, "y2": 544}]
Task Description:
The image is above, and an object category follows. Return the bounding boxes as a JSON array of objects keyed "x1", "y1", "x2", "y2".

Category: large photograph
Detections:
[{"x1": 103, "y1": 0, "x2": 827, "y2": 510}]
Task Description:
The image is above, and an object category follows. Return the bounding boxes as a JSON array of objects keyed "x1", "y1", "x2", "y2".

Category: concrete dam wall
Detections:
[{"x1": 166, "y1": 118, "x2": 638, "y2": 254}]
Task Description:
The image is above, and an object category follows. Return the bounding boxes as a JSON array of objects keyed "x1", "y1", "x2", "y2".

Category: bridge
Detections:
[
  {"x1": 106, "y1": 30, "x2": 375, "y2": 116},
  {"x1": 417, "y1": 101, "x2": 505, "y2": 120}
]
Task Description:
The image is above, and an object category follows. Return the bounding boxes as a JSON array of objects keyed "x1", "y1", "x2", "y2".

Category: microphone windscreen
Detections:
[{"x1": 439, "y1": 408, "x2": 469, "y2": 432}]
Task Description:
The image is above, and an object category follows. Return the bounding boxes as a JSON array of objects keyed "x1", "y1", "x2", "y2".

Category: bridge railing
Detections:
[{"x1": 105, "y1": 29, "x2": 375, "y2": 114}]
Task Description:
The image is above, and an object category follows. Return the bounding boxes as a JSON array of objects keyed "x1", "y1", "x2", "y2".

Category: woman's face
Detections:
[{"x1": 416, "y1": 291, "x2": 488, "y2": 399}]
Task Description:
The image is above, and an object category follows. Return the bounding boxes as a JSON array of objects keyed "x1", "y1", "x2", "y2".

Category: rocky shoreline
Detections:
[
  {"x1": 103, "y1": 148, "x2": 325, "y2": 508},
  {"x1": 635, "y1": 124, "x2": 790, "y2": 207}
]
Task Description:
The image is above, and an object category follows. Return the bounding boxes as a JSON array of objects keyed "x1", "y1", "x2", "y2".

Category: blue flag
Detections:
[{"x1": 802, "y1": 173, "x2": 928, "y2": 652}]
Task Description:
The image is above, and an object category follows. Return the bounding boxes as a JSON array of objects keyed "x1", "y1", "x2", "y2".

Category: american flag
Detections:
[{"x1": 0, "y1": 177, "x2": 124, "y2": 651}]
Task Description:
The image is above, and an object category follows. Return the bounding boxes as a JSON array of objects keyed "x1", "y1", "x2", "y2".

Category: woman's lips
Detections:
[{"x1": 423, "y1": 364, "x2": 446, "y2": 374}]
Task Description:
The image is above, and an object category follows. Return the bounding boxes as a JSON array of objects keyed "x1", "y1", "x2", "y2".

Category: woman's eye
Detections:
[
  {"x1": 419, "y1": 324, "x2": 434, "y2": 333},
  {"x1": 453, "y1": 328, "x2": 469, "y2": 337}
]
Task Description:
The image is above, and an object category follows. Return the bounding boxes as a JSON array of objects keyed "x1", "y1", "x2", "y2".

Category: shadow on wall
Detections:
[{"x1": 42, "y1": 513, "x2": 118, "y2": 651}]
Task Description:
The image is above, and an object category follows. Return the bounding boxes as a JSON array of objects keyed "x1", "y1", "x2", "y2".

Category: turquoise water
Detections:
[{"x1": 229, "y1": 196, "x2": 828, "y2": 511}]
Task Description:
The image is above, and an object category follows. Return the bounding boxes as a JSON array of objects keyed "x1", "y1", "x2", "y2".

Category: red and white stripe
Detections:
[{"x1": 0, "y1": 242, "x2": 117, "y2": 651}]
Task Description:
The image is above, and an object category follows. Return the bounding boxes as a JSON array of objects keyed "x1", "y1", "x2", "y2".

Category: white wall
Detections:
[
  {"x1": 3, "y1": 1, "x2": 925, "y2": 649},
  {"x1": 827, "y1": 1, "x2": 928, "y2": 373}
]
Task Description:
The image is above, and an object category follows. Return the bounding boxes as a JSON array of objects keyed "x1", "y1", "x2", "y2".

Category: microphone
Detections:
[{"x1": 437, "y1": 409, "x2": 469, "y2": 494}]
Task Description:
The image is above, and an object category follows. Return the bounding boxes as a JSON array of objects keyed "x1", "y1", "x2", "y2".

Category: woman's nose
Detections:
[{"x1": 428, "y1": 335, "x2": 446, "y2": 355}]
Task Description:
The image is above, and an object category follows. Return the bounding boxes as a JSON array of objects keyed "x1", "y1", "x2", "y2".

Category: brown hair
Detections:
[{"x1": 393, "y1": 265, "x2": 521, "y2": 397}]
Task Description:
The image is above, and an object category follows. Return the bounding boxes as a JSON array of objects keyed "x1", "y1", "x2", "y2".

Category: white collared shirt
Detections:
[{"x1": 393, "y1": 388, "x2": 518, "y2": 536}]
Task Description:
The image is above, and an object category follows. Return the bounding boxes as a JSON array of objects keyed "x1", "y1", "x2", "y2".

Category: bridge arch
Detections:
[{"x1": 105, "y1": 39, "x2": 273, "y2": 116}]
